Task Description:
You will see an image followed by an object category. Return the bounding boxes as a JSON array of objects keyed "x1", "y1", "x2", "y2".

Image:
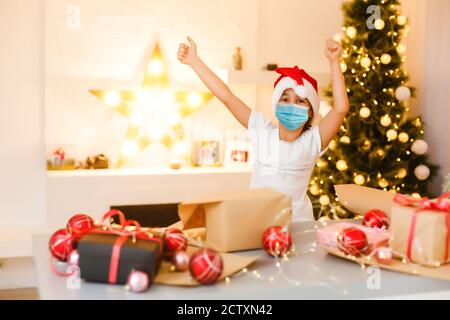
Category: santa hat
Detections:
[{"x1": 272, "y1": 66, "x2": 319, "y2": 123}]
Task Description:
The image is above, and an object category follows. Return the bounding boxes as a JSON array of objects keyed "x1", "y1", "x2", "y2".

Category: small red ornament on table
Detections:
[
  {"x1": 337, "y1": 227, "x2": 369, "y2": 257},
  {"x1": 189, "y1": 248, "x2": 223, "y2": 285},
  {"x1": 67, "y1": 214, "x2": 95, "y2": 236},
  {"x1": 362, "y1": 209, "x2": 389, "y2": 230},
  {"x1": 262, "y1": 226, "x2": 292, "y2": 257},
  {"x1": 164, "y1": 228, "x2": 188, "y2": 258},
  {"x1": 49, "y1": 228, "x2": 75, "y2": 262}
]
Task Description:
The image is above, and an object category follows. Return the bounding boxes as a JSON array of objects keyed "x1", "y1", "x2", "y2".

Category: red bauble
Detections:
[
  {"x1": 262, "y1": 226, "x2": 292, "y2": 257},
  {"x1": 67, "y1": 214, "x2": 95, "y2": 236},
  {"x1": 337, "y1": 227, "x2": 369, "y2": 257},
  {"x1": 164, "y1": 228, "x2": 188, "y2": 256},
  {"x1": 189, "y1": 248, "x2": 223, "y2": 285},
  {"x1": 362, "y1": 209, "x2": 389, "y2": 230},
  {"x1": 49, "y1": 228, "x2": 75, "y2": 262}
]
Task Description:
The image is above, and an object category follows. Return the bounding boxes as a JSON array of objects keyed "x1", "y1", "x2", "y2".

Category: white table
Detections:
[{"x1": 33, "y1": 221, "x2": 450, "y2": 300}]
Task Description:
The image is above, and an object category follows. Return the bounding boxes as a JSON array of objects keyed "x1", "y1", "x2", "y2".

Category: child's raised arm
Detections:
[
  {"x1": 319, "y1": 38, "x2": 350, "y2": 151},
  {"x1": 178, "y1": 36, "x2": 251, "y2": 128}
]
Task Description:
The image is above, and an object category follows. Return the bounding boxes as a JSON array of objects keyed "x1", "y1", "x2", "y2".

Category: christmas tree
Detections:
[{"x1": 310, "y1": 0, "x2": 439, "y2": 219}]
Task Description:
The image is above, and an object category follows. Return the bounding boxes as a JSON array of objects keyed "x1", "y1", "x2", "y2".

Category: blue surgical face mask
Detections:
[{"x1": 275, "y1": 104, "x2": 309, "y2": 131}]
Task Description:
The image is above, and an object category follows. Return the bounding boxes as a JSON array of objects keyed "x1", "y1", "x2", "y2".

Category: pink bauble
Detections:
[
  {"x1": 127, "y1": 270, "x2": 149, "y2": 293},
  {"x1": 172, "y1": 250, "x2": 190, "y2": 272},
  {"x1": 375, "y1": 247, "x2": 394, "y2": 265}
]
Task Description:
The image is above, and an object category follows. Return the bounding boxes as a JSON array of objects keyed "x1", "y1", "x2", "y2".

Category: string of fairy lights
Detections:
[{"x1": 309, "y1": 0, "x2": 432, "y2": 214}]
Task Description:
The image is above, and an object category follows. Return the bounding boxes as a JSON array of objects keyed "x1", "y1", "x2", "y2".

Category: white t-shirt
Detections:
[{"x1": 247, "y1": 110, "x2": 328, "y2": 221}]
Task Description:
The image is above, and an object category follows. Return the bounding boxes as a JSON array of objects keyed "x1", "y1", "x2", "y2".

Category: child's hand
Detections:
[
  {"x1": 177, "y1": 36, "x2": 198, "y2": 65},
  {"x1": 324, "y1": 38, "x2": 342, "y2": 61}
]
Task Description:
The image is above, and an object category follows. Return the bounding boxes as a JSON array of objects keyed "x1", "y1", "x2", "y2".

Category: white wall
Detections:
[
  {"x1": 402, "y1": 0, "x2": 450, "y2": 195},
  {"x1": 0, "y1": 0, "x2": 47, "y2": 231}
]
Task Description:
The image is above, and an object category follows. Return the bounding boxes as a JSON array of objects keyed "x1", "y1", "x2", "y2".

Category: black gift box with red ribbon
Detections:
[{"x1": 77, "y1": 232, "x2": 162, "y2": 285}]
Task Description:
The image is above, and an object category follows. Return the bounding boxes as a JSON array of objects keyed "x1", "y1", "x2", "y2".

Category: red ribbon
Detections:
[{"x1": 393, "y1": 192, "x2": 450, "y2": 263}]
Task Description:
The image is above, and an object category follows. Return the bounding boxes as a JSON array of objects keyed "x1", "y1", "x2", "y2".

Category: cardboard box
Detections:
[{"x1": 177, "y1": 188, "x2": 292, "y2": 252}]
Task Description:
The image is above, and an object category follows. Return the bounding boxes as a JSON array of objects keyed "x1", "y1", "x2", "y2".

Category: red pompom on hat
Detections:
[{"x1": 272, "y1": 66, "x2": 320, "y2": 123}]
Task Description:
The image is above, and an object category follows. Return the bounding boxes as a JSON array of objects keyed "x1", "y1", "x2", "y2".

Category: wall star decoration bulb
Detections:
[
  {"x1": 380, "y1": 115, "x2": 392, "y2": 127},
  {"x1": 336, "y1": 160, "x2": 348, "y2": 171},
  {"x1": 90, "y1": 42, "x2": 213, "y2": 167},
  {"x1": 359, "y1": 107, "x2": 371, "y2": 118},
  {"x1": 360, "y1": 57, "x2": 371, "y2": 68},
  {"x1": 380, "y1": 54, "x2": 392, "y2": 65},
  {"x1": 346, "y1": 26, "x2": 357, "y2": 39},
  {"x1": 121, "y1": 140, "x2": 138, "y2": 157},
  {"x1": 374, "y1": 19, "x2": 385, "y2": 30},
  {"x1": 104, "y1": 91, "x2": 121, "y2": 107}
]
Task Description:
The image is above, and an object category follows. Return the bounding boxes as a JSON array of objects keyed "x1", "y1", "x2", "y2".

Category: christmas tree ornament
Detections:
[
  {"x1": 374, "y1": 247, "x2": 394, "y2": 265},
  {"x1": 319, "y1": 195, "x2": 330, "y2": 206},
  {"x1": 189, "y1": 248, "x2": 223, "y2": 285},
  {"x1": 339, "y1": 136, "x2": 351, "y2": 144},
  {"x1": 380, "y1": 54, "x2": 392, "y2": 65},
  {"x1": 380, "y1": 115, "x2": 392, "y2": 127},
  {"x1": 172, "y1": 250, "x2": 190, "y2": 272},
  {"x1": 67, "y1": 249, "x2": 79, "y2": 266},
  {"x1": 398, "y1": 132, "x2": 409, "y2": 143},
  {"x1": 397, "y1": 15, "x2": 407, "y2": 26},
  {"x1": 386, "y1": 129, "x2": 398, "y2": 141},
  {"x1": 397, "y1": 168, "x2": 408, "y2": 179},
  {"x1": 49, "y1": 229, "x2": 75, "y2": 262},
  {"x1": 336, "y1": 160, "x2": 348, "y2": 171},
  {"x1": 310, "y1": 184, "x2": 320, "y2": 196},
  {"x1": 374, "y1": 19, "x2": 385, "y2": 30},
  {"x1": 360, "y1": 57, "x2": 371, "y2": 68},
  {"x1": 411, "y1": 139, "x2": 428, "y2": 155},
  {"x1": 378, "y1": 178, "x2": 389, "y2": 189},
  {"x1": 396, "y1": 44, "x2": 407, "y2": 54},
  {"x1": 414, "y1": 165, "x2": 430, "y2": 181},
  {"x1": 346, "y1": 26, "x2": 357, "y2": 39},
  {"x1": 354, "y1": 174, "x2": 365, "y2": 186},
  {"x1": 362, "y1": 209, "x2": 389, "y2": 230},
  {"x1": 359, "y1": 107, "x2": 371, "y2": 118},
  {"x1": 262, "y1": 226, "x2": 293, "y2": 257},
  {"x1": 126, "y1": 270, "x2": 149, "y2": 293},
  {"x1": 340, "y1": 61, "x2": 347, "y2": 73},
  {"x1": 337, "y1": 227, "x2": 369, "y2": 256},
  {"x1": 164, "y1": 228, "x2": 188, "y2": 257},
  {"x1": 395, "y1": 86, "x2": 411, "y2": 101},
  {"x1": 67, "y1": 214, "x2": 95, "y2": 236}
]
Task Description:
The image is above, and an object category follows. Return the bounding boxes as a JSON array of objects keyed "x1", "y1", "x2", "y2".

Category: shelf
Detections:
[{"x1": 47, "y1": 165, "x2": 252, "y2": 178}]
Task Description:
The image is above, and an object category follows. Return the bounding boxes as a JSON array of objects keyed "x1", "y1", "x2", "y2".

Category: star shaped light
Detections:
[{"x1": 90, "y1": 43, "x2": 213, "y2": 167}]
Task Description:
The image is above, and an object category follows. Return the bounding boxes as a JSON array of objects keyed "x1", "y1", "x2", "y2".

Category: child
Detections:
[{"x1": 178, "y1": 37, "x2": 349, "y2": 221}]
